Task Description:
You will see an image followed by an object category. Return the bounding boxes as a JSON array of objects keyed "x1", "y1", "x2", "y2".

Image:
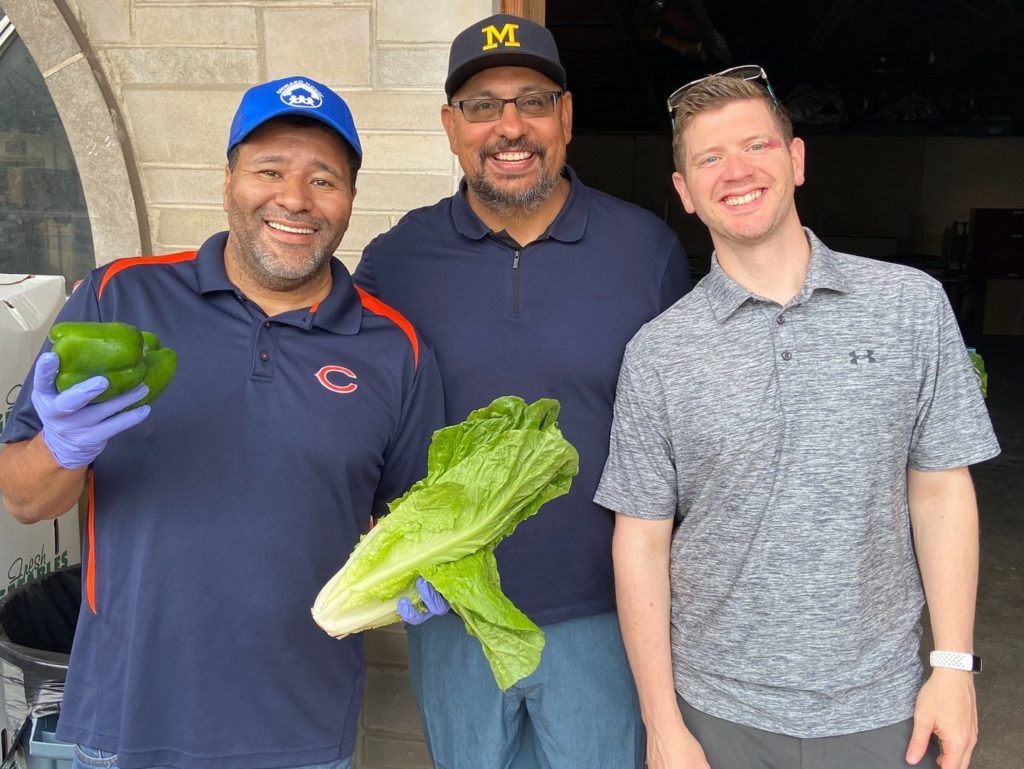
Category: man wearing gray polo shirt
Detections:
[{"x1": 595, "y1": 67, "x2": 1000, "y2": 769}]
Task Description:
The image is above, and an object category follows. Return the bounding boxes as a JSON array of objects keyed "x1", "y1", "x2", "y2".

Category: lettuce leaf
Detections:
[{"x1": 311, "y1": 396, "x2": 579, "y2": 689}]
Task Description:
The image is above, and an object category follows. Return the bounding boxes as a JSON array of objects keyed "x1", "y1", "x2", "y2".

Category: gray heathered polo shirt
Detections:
[{"x1": 594, "y1": 229, "x2": 1000, "y2": 738}]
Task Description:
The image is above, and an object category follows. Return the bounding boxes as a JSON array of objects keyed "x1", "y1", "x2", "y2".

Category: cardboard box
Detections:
[{"x1": 0, "y1": 274, "x2": 80, "y2": 602}]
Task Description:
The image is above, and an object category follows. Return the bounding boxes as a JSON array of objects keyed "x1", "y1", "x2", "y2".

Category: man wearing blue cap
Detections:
[
  {"x1": 355, "y1": 14, "x2": 691, "y2": 769},
  {"x1": 0, "y1": 76, "x2": 447, "y2": 769}
]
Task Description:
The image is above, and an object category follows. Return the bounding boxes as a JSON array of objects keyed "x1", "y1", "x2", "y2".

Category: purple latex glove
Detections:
[
  {"x1": 397, "y1": 577, "x2": 450, "y2": 625},
  {"x1": 31, "y1": 352, "x2": 151, "y2": 469}
]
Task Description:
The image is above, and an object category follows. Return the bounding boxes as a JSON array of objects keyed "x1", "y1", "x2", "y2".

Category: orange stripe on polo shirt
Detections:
[
  {"x1": 86, "y1": 472, "x2": 97, "y2": 614},
  {"x1": 355, "y1": 286, "x2": 420, "y2": 369},
  {"x1": 97, "y1": 251, "x2": 198, "y2": 300}
]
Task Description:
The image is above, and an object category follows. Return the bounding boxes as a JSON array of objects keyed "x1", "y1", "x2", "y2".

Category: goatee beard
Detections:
[{"x1": 468, "y1": 140, "x2": 562, "y2": 218}]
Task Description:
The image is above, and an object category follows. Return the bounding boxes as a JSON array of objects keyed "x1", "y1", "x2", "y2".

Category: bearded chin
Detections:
[{"x1": 468, "y1": 154, "x2": 563, "y2": 218}]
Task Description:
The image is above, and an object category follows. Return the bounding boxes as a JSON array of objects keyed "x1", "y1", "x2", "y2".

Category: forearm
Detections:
[
  {"x1": 908, "y1": 466, "x2": 979, "y2": 650},
  {"x1": 613, "y1": 514, "x2": 683, "y2": 728},
  {"x1": 905, "y1": 465, "x2": 980, "y2": 768},
  {"x1": 0, "y1": 438, "x2": 88, "y2": 522}
]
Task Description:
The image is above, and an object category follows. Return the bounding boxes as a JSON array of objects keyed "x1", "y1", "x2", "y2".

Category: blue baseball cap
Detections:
[{"x1": 226, "y1": 76, "x2": 362, "y2": 159}]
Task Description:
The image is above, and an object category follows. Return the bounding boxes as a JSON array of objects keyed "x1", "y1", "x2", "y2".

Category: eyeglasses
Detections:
[
  {"x1": 666, "y1": 65, "x2": 777, "y2": 116},
  {"x1": 451, "y1": 91, "x2": 564, "y2": 123}
]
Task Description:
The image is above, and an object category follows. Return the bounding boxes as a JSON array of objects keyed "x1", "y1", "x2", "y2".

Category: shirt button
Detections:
[
  {"x1": 264, "y1": 321, "x2": 272, "y2": 329},
  {"x1": 782, "y1": 351, "x2": 793, "y2": 361},
  {"x1": 776, "y1": 314, "x2": 786, "y2": 324},
  {"x1": 259, "y1": 351, "x2": 270, "y2": 361}
]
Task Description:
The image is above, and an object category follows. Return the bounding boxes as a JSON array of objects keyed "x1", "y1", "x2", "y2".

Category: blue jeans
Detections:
[
  {"x1": 407, "y1": 611, "x2": 644, "y2": 769},
  {"x1": 71, "y1": 745, "x2": 352, "y2": 769}
]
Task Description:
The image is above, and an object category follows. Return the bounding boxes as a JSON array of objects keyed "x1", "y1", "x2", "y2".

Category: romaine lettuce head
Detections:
[{"x1": 311, "y1": 396, "x2": 579, "y2": 689}]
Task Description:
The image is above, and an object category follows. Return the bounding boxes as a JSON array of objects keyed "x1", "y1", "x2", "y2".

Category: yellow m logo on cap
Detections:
[{"x1": 482, "y1": 23, "x2": 520, "y2": 51}]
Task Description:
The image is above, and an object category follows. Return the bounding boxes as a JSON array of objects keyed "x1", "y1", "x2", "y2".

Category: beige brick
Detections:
[
  {"x1": 360, "y1": 133, "x2": 451, "y2": 172},
  {"x1": 378, "y1": 46, "x2": 448, "y2": 88},
  {"x1": 74, "y1": 0, "x2": 131, "y2": 44},
  {"x1": 153, "y1": 207, "x2": 227, "y2": 249},
  {"x1": 343, "y1": 213, "x2": 392, "y2": 254},
  {"x1": 125, "y1": 89, "x2": 242, "y2": 165},
  {"x1": 377, "y1": 0, "x2": 490, "y2": 42},
  {"x1": 105, "y1": 47, "x2": 258, "y2": 86},
  {"x1": 342, "y1": 91, "x2": 446, "y2": 132},
  {"x1": 353, "y1": 172, "x2": 451, "y2": 213},
  {"x1": 362, "y1": 735, "x2": 432, "y2": 769},
  {"x1": 144, "y1": 167, "x2": 225, "y2": 206},
  {"x1": 361, "y1": 668, "x2": 425, "y2": 736},
  {"x1": 264, "y1": 8, "x2": 370, "y2": 85},
  {"x1": 136, "y1": 7, "x2": 257, "y2": 46}
]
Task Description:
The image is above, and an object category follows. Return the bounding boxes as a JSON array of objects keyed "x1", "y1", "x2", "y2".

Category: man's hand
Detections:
[
  {"x1": 397, "y1": 577, "x2": 450, "y2": 625},
  {"x1": 32, "y1": 352, "x2": 150, "y2": 469},
  {"x1": 646, "y1": 719, "x2": 711, "y2": 769},
  {"x1": 906, "y1": 668, "x2": 977, "y2": 769}
]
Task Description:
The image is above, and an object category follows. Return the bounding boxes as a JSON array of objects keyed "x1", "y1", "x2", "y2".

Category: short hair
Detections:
[
  {"x1": 671, "y1": 76, "x2": 793, "y2": 174},
  {"x1": 227, "y1": 115, "x2": 360, "y2": 191}
]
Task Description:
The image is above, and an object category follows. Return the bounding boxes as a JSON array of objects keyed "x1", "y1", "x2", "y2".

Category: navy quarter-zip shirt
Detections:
[{"x1": 355, "y1": 167, "x2": 690, "y2": 625}]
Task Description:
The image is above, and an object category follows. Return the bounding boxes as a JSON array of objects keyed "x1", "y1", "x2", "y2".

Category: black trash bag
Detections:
[{"x1": 0, "y1": 564, "x2": 81, "y2": 729}]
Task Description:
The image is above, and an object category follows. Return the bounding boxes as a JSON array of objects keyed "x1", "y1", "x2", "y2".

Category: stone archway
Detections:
[{"x1": 2, "y1": 0, "x2": 147, "y2": 265}]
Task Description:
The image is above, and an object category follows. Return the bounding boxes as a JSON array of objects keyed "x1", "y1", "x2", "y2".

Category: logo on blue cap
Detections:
[
  {"x1": 277, "y1": 80, "x2": 324, "y2": 110},
  {"x1": 227, "y1": 75, "x2": 362, "y2": 159}
]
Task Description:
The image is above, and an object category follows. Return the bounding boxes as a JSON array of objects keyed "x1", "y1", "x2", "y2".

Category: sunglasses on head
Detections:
[{"x1": 666, "y1": 64, "x2": 777, "y2": 116}]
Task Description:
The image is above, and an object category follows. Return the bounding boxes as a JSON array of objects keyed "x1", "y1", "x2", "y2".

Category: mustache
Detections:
[
  {"x1": 257, "y1": 208, "x2": 326, "y2": 230},
  {"x1": 479, "y1": 138, "x2": 547, "y2": 162}
]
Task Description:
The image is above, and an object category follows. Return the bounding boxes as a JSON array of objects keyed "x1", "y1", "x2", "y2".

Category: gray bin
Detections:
[{"x1": 0, "y1": 566, "x2": 79, "y2": 765}]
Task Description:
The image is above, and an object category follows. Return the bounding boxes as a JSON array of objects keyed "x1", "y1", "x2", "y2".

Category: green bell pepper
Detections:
[{"x1": 49, "y1": 321, "x2": 178, "y2": 407}]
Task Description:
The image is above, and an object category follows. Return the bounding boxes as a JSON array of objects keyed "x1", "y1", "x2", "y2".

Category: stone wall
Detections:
[
  {"x1": 3, "y1": 1, "x2": 498, "y2": 766},
  {"x1": 9, "y1": 0, "x2": 494, "y2": 271}
]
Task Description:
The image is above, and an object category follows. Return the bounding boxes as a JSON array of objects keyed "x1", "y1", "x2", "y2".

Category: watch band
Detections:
[{"x1": 929, "y1": 650, "x2": 982, "y2": 673}]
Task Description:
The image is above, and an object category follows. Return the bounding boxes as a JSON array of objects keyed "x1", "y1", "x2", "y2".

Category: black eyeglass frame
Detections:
[
  {"x1": 666, "y1": 65, "x2": 777, "y2": 116},
  {"x1": 449, "y1": 91, "x2": 564, "y2": 123}
]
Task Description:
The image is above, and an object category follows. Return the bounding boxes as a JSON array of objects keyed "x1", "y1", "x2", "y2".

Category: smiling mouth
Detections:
[
  {"x1": 267, "y1": 220, "x2": 316, "y2": 235},
  {"x1": 492, "y1": 151, "x2": 534, "y2": 162},
  {"x1": 723, "y1": 190, "x2": 763, "y2": 206}
]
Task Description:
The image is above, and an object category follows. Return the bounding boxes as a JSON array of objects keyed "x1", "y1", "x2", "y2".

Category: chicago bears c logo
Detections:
[{"x1": 316, "y1": 365, "x2": 358, "y2": 394}]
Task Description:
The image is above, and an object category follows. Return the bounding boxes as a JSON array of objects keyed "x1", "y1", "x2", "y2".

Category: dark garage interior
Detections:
[{"x1": 550, "y1": 1, "x2": 1022, "y2": 765}]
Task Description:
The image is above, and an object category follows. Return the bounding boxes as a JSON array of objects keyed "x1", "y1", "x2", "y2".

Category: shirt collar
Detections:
[
  {"x1": 198, "y1": 230, "x2": 362, "y2": 335},
  {"x1": 704, "y1": 228, "x2": 851, "y2": 323},
  {"x1": 450, "y1": 164, "x2": 588, "y2": 244}
]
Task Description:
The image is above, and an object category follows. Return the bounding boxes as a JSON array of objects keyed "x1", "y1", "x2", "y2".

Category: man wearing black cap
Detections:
[
  {"x1": 354, "y1": 14, "x2": 691, "y2": 769},
  {"x1": 0, "y1": 76, "x2": 446, "y2": 769}
]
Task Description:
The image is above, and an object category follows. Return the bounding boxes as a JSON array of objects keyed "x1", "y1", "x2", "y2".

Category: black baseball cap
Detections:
[{"x1": 445, "y1": 14, "x2": 566, "y2": 100}]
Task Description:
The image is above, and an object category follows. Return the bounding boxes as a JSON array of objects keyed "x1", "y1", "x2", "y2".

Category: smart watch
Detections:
[{"x1": 929, "y1": 650, "x2": 982, "y2": 673}]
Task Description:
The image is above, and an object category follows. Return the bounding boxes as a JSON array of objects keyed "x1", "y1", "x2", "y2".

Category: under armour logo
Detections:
[{"x1": 849, "y1": 350, "x2": 877, "y2": 364}]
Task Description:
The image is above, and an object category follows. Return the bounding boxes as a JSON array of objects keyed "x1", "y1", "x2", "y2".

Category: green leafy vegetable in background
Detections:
[{"x1": 312, "y1": 396, "x2": 579, "y2": 690}]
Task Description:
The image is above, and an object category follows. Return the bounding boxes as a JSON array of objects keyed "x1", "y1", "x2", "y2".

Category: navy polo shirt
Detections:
[
  {"x1": 2, "y1": 232, "x2": 444, "y2": 769},
  {"x1": 355, "y1": 166, "x2": 690, "y2": 625}
]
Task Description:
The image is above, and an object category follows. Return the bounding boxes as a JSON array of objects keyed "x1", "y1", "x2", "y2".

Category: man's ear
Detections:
[
  {"x1": 222, "y1": 165, "x2": 232, "y2": 213},
  {"x1": 672, "y1": 171, "x2": 696, "y2": 214},
  {"x1": 789, "y1": 137, "x2": 806, "y2": 188},
  {"x1": 559, "y1": 90, "x2": 573, "y2": 146},
  {"x1": 441, "y1": 104, "x2": 458, "y2": 154}
]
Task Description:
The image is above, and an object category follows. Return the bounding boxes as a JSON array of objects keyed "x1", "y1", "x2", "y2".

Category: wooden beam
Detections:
[{"x1": 501, "y1": 0, "x2": 544, "y2": 25}]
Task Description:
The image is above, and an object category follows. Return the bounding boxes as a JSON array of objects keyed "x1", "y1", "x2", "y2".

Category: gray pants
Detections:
[{"x1": 678, "y1": 697, "x2": 940, "y2": 769}]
